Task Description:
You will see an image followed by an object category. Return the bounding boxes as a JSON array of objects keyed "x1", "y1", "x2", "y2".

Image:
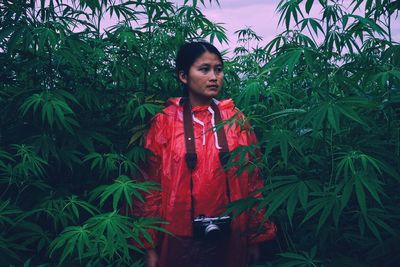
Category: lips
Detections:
[{"x1": 207, "y1": 85, "x2": 219, "y2": 89}]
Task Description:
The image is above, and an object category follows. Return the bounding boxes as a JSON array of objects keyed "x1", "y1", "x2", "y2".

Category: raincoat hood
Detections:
[{"x1": 164, "y1": 97, "x2": 236, "y2": 114}]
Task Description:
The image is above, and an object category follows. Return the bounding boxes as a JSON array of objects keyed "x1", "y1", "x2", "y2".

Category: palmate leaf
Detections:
[
  {"x1": 21, "y1": 258, "x2": 50, "y2": 267},
  {"x1": 265, "y1": 108, "x2": 306, "y2": 122},
  {"x1": 19, "y1": 91, "x2": 78, "y2": 132},
  {"x1": 84, "y1": 151, "x2": 143, "y2": 178},
  {"x1": 77, "y1": 0, "x2": 101, "y2": 13},
  {"x1": 262, "y1": 47, "x2": 303, "y2": 78},
  {"x1": 321, "y1": 2, "x2": 343, "y2": 25},
  {"x1": 343, "y1": 171, "x2": 385, "y2": 215},
  {"x1": 83, "y1": 212, "x2": 171, "y2": 257},
  {"x1": 255, "y1": 175, "x2": 320, "y2": 224},
  {"x1": 13, "y1": 221, "x2": 51, "y2": 252},
  {"x1": 12, "y1": 144, "x2": 48, "y2": 177},
  {"x1": 236, "y1": 79, "x2": 263, "y2": 107},
  {"x1": 277, "y1": 0, "x2": 304, "y2": 30},
  {"x1": 83, "y1": 152, "x2": 120, "y2": 176},
  {"x1": 202, "y1": 21, "x2": 228, "y2": 45},
  {"x1": 344, "y1": 14, "x2": 387, "y2": 37},
  {"x1": 369, "y1": 68, "x2": 400, "y2": 89},
  {"x1": 107, "y1": 2, "x2": 139, "y2": 22},
  {"x1": 302, "y1": 191, "x2": 341, "y2": 233},
  {"x1": 83, "y1": 152, "x2": 104, "y2": 170},
  {"x1": 114, "y1": 28, "x2": 140, "y2": 51},
  {"x1": 235, "y1": 27, "x2": 263, "y2": 42},
  {"x1": 335, "y1": 150, "x2": 398, "y2": 181},
  {"x1": 355, "y1": 208, "x2": 396, "y2": 241},
  {"x1": 292, "y1": 32, "x2": 318, "y2": 48},
  {"x1": 61, "y1": 195, "x2": 99, "y2": 221},
  {"x1": 264, "y1": 84, "x2": 297, "y2": 106},
  {"x1": 223, "y1": 197, "x2": 259, "y2": 218},
  {"x1": 264, "y1": 34, "x2": 288, "y2": 55},
  {"x1": 0, "y1": 148, "x2": 14, "y2": 171},
  {"x1": 278, "y1": 247, "x2": 322, "y2": 267},
  {"x1": 382, "y1": 45, "x2": 400, "y2": 65},
  {"x1": 125, "y1": 94, "x2": 164, "y2": 123},
  {"x1": 0, "y1": 200, "x2": 22, "y2": 226},
  {"x1": 264, "y1": 129, "x2": 303, "y2": 166},
  {"x1": 90, "y1": 175, "x2": 160, "y2": 210},
  {"x1": 126, "y1": 146, "x2": 149, "y2": 168},
  {"x1": 302, "y1": 98, "x2": 369, "y2": 133},
  {"x1": 32, "y1": 195, "x2": 96, "y2": 230},
  {"x1": 51, "y1": 212, "x2": 141, "y2": 262},
  {"x1": 49, "y1": 224, "x2": 91, "y2": 266},
  {"x1": 299, "y1": 18, "x2": 324, "y2": 37},
  {"x1": 305, "y1": 0, "x2": 314, "y2": 14},
  {"x1": 223, "y1": 142, "x2": 260, "y2": 175},
  {"x1": 131, "y1": 217, "x2": 172, "y2": 247},
  {"x1": 183, "y1": 0, "x2": 220, "y2": 7},
  {"x1": 85, "y1": 212, "x2": 133, "y2": 257},
  {"x1": 0, "y1": 233, "x2": 27, "y2": 262},
  {"x1": 336, "y1": 152, "x2": 387, "y2": 214},
  {"x1": 128, "y1": 124, "x2": 147, "y2": 146},
  {"x1": 32, "y1": 26, "x2": 59, "y2": 52}
]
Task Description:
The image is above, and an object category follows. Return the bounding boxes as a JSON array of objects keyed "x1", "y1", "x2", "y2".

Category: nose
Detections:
[{"x1": 209, "y1": 70, "x2": 217, "y2": 81}]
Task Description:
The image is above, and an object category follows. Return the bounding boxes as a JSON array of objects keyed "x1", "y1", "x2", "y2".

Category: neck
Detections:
[{"x1": 188, "y1": 93, "x2": 213, "y2": 107}]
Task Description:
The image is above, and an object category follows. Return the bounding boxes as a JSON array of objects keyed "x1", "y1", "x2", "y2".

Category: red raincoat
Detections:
[{"x1": 136, "y1": 97, "x2": 276, "y2": 266}]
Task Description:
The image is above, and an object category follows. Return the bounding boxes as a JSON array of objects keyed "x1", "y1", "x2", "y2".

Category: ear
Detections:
[{"x1": 178, "y1": 71, "x2": 188, "y2": 84}]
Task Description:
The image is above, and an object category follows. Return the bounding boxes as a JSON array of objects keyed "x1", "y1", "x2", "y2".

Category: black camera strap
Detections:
[{"x1": 181, "y1": 98, "x2": 231, "y2": 220}]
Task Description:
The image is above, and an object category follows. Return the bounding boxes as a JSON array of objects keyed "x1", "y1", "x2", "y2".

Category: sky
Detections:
[
  {"x1": 95, "y1": 0, "x2": 400, "y2": 53},
  {"x1": 198, "y1": 0, "x2": 400, "y2": 52},
  {"x1": 200, "y1": 0, "x2": 283, "y2": 47}
]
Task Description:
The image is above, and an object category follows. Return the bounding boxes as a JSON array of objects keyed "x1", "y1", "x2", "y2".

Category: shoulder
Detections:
[
  {"x1": 218, "y1": 99, "x2": 254, "y2": 133},
  {"x1": 147, "y1": 98, "x2": 181, "y2": 134},
  {"x1": 217, "y1": 98, "x2": 247, "y2": 121}
]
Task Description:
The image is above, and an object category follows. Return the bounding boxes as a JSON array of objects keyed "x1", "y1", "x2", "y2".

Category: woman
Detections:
[{"x1": 137, "y1": 41, "x2": 276, "y2": 267}]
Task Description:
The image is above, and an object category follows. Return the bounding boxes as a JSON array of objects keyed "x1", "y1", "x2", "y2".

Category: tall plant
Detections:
[
  {"x1": 0, "y1": 0, "x2": 225, "y2": 265},
  {"x1": 226, "y1": 0, "x2": 400, "y2": 266}
]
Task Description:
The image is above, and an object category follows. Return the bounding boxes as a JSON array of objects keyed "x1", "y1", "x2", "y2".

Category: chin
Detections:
[{"x1": 206, "y1": 91, "x2": 220, "y2": 98}]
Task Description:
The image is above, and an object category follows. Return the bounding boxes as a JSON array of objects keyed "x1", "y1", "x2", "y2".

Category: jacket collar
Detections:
[{"x1": 165, "y1": 97, "x2": 235, "y2": 113}]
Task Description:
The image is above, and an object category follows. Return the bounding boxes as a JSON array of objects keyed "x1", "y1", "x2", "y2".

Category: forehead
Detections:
[{"x1": 192, "y1": 51, "x2": 222, "y2": 66}]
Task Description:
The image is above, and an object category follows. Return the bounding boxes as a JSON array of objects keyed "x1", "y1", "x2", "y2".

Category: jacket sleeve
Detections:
[
  {"x1": 133, "y1": 114, "x2": 165, "y2": 250},
  {"x1": 235, "y1": 112, "x2": 277, "y2": 246}
]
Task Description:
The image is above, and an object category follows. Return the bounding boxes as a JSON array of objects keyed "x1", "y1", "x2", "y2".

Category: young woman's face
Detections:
[{"x1": 179, "y1": 51, "x2": 224, "y2": 105}]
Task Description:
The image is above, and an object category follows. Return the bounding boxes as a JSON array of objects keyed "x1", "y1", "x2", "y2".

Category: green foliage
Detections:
[
  {"x1": 1, "y1": 0, "x2": 400, "y2": 266},
  {"x1": 0, "y1": 0, "x2": 224, "y2": 265},
  {"x1": 224, "y1": 0, "x2": 400, "y2": 266}
]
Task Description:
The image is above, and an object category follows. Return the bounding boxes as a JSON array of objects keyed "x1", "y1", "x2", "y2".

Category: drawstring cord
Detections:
[
  {"x1": 190, "y1": 106, "x2": 222, "y2": 149},
  {"x1": 192, "y1": 114, "x2": 206, "y2": 146},
  {"x1": 208, "y1": 106, "x2": 222, "y2": 149}
]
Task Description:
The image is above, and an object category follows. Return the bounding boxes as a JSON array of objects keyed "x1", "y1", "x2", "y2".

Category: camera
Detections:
[{"x1": 192, "y1": 215, "x2": 231, "y2": 240}]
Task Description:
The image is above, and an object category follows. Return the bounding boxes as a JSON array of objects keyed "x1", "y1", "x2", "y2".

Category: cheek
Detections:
[{"x1": 190, "y1": 74, "x2": 206, "y2": 86}]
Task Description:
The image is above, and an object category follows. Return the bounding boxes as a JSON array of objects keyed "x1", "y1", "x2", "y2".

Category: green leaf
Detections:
[
  {"x1": 355, "y1": 178, "x2": 367, "y2": 214},
  {"x1": 305, "y1": 0, "x2": 314, "y2": 14}
]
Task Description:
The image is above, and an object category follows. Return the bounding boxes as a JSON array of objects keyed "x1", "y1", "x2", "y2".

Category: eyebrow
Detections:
[{"x1": 197, "y1": 63, "x2": 223, "y2": 67}]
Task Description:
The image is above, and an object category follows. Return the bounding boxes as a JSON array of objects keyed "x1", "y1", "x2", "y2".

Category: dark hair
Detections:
[
  {"x1": 176, "y1": 41, "x2": 223, "y2": 96},
  {"x1": 176, "y1": 41, "x2": 223, "y2": 76}
]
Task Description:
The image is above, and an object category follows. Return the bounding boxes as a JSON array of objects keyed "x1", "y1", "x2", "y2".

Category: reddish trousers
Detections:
[{"x1": 156, "y1": 233, "x2": 248, "y2": 267}]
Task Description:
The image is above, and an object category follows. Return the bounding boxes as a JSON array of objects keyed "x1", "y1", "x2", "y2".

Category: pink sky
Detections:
[
  {"x1": 199, "y1": 0, "x2": 400, "y2": 53},
  {"x1": 201, "y1": 0, "x2": 282, "y2": 48},
  {"x1": 97, "y1": 0, "x2": 400, "y2": 53}
]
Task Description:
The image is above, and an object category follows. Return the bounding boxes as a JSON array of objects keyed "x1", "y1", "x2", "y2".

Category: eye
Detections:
[
  {"x1": 215, "y1": 66, "x2": 223, "y2": 74},
  {"x1": 199, "y1": 67, "x2": 209, "y2": 73}
]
